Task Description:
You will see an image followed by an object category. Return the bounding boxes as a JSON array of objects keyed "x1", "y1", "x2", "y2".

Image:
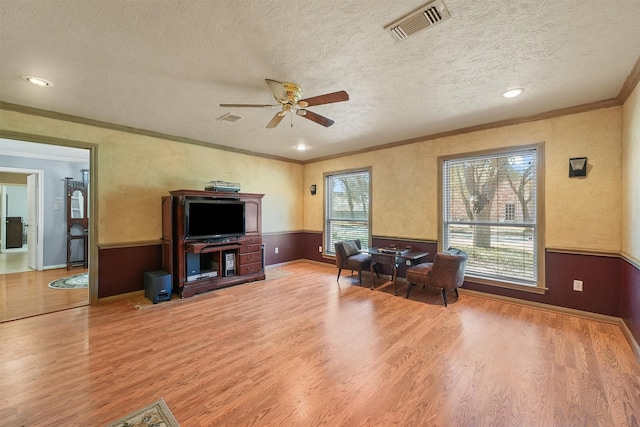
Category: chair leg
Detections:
[
  {"x1": 441, "y1": 289, "x2": 448, "y2": 307},
  {"x1": 358, "y1": 270, "x2": 363, "y2": 285},
  {"x1": 406, "y1": 282, "x2": 414, "y2": 299},
  {"x1": 337, "y1": 268, "x2": 342, "y2": 281},
  {"x1": 370, "y1": 265, "x2": 376, "y2": 290},
  {"x1": 454, "y1": 288, "x2": 458, "y2": 297}
]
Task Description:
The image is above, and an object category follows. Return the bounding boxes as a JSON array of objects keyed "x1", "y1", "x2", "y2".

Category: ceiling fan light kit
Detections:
[{"x1": 220, "y1": 79, "x2": 349, "y2": 128}]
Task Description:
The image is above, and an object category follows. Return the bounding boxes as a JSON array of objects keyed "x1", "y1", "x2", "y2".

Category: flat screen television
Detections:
[{"x1": 185, "y1": 199, "x2": 245, "y2": 241}]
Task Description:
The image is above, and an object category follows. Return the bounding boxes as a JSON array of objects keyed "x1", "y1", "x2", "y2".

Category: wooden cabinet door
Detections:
[
  {"x1": 6, "y1": 217, "x2": 23, "y2": 249},
  {"x1": 243, "y1": 198, "x2": 261, "y2": 236}
]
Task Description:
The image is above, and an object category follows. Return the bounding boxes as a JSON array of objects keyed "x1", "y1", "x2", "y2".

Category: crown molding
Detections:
[{"x1": 617, "y1": 56, "x2": 640, "y2": 104}]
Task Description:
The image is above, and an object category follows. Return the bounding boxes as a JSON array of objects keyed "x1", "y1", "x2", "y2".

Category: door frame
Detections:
[
  {"x1": 0, "y1": 166, "x2": 44, "y2": 270},
  {"x1": 0, "y1": 132, "x2": 98, "y2": 305}
]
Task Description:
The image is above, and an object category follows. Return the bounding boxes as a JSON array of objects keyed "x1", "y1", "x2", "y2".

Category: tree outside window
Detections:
[{"x1": 442, "y1": 146, "x2": 542, "y2": 287}]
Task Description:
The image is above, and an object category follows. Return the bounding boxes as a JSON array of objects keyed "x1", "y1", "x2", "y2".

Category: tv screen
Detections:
[{"x1": 185, "y1": 199, "x2": 245, "y2": 240}]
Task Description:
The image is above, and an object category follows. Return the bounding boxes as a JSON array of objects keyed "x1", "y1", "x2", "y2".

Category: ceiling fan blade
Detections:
[
  {"x1": 299, "y1": 90, "x2": 349, "y2": 107},
  {"x1": 265, "y1": 79, "x2": 288, "y2": 103},
  {"x1": 300, "y1": 110, "x2": 335, "y2": 127},
  {"x1": 219, "y1": 103, "x2": 275, "y2": 108},
  {"x1": 266, "y1": 111, "x2": 286, "y2": 128}
]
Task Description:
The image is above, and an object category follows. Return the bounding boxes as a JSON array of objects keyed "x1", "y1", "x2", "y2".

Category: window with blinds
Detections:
[
  {"x1": 441, "y1": 146, "x2": 543, "y2": 288},
  {"x1": 324, "y1": 168, "x2": 371, "y2": 255}
]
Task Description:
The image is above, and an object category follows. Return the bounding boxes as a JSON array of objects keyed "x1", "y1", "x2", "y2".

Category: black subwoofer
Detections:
[{"x1": 144, "y1": 270, "x2": 172, "y2": 304}]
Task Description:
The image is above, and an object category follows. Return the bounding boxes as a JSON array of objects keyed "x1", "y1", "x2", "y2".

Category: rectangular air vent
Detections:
[
  {"x1": 218, "y1": 113, "x2": 243, "y2": 123},
  {"x1": 384, "y1": 0, "x2": 450, "y2": 40}
]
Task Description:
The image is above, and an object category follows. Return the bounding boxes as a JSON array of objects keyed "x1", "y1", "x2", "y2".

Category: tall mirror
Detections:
[{"x1": 70, "y1": 189, "x2": 84, "y2": 219}]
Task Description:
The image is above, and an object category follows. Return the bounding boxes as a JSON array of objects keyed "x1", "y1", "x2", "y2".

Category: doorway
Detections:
[
  {"x1": 0, "y1": 167, "x2": 44, "y2": 272},
  {"x1": 0, "y1": 139, "x2": 91, "y2": 321}
]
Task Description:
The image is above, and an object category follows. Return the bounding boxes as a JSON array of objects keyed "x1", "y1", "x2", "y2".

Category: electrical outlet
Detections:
[
  {"x1": 274, "y1": 247, "x2": 278, "y2": 254},
  {"x1": 405, "y1": 260, "x2": 411, "y2": 266},
  {"x1": 318, "y1": 246, "x2": 322, "y2": 253},
  {"x1": 573, "y1": 279, "x2": 583, "y2": 291}
]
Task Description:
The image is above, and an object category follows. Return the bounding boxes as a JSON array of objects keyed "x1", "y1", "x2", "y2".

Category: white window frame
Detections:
[
  {"x1": 439, "y1": 144, "x2": 545, "y2": 293},
  {"x1": 324, "y1": 167, "x2": 371, "y2": 256}
]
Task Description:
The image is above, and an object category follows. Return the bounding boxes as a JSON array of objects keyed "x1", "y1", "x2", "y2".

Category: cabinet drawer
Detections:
[
  {"x1": 239, "y1": 263, "x2": 261, "y2": 275},
  {"x1": 239, "y1": 243, "x2": 261, "y2": 253},
  {"x1": 239, "y1": 236, "x2": 262, "y2": 246},
  {"x1": 239, "y1": 252, "x2": 261, "y2": 265}
]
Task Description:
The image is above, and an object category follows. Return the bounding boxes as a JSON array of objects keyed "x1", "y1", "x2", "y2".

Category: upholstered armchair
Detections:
[
  {"x1": 405, "y1": 248, "x2": 468, "y2": 306},
  {"x1": 334, "y1": 239, "x2": 372, "y2": 286}
]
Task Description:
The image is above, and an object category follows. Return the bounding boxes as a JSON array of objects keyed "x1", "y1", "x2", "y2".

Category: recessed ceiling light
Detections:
[
  {"x1": 501, "y1": 88, "x2": 524, "y2": 98},
  {"x1": 295, "y1": 143, "x2": 308, "y2": 151},
  {"x1": 22, "y1": 75, "x2": 53, "y2": 87}
]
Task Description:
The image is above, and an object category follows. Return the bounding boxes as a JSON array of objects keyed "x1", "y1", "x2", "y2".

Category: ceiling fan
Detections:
[{"x1": 220, "y1": 79, "x2": 349, "y2": 128}]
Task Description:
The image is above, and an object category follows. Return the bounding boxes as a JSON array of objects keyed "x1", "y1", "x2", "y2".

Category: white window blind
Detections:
[
  {"x1": 442, "y1": 147, "x2": 539, "y2": 286},
  {"x1": 325, "y1": 169, "x2": 370, "y2": 255}
]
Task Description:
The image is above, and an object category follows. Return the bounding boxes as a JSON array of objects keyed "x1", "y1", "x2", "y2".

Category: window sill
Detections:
[{"x1": 464, "y1": 276, "x2": 548, "y2": 295}]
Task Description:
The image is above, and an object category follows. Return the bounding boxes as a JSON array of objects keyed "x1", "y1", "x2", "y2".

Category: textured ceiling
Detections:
[{"x1": 1, "y1": 0, "x2": 639, "y2": 162}]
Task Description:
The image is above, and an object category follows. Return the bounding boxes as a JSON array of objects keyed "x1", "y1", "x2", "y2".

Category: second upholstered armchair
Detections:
[{"x1": 405, "y1": 248, "x2": 468, "y2": 306}]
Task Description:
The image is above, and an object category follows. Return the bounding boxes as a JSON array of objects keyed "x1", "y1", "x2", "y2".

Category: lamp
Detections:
[
  {"x1": 310, "y1": 184, "x2": 317, "y2": 195},
  {"x1": 569, "y1": 157, "x2": 587, "y2": 177}
]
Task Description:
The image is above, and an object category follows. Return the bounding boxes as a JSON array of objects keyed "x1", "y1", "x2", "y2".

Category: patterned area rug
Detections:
[
  {"x1": 128, "y1": 267, "x2": 293, "y2": 309},
  {"x1": 47, "y1": 273, "x2": 88, "y2": 289},
  {"x1": 105, "y1": 398, "x2": 179, "y2": 427}
]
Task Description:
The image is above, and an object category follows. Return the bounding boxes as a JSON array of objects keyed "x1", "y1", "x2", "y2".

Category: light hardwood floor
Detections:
[
  {"x1": 0, "y1": 248, "x2": 29, "y2": 274},
  {"x1": 0, "y1": 251, "x2": 88, "y2": 322},
  {"x1": 0, "y1": 261, "x2": 638, "y2": 426}
]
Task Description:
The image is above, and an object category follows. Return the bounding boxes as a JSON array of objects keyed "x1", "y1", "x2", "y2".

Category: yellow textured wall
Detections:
[
  {"x1": 1, "y1": 104, "x2": 625, "y2": 253},
  {"x1": 305, "y1": 107, "x2": 623, "y2": 252},
  {"x1": 622, "y1": 83, "x2": 640, "y2": 261},
  {"x1": 0, "y1": 110, "x2": 303, "y2": 244}
]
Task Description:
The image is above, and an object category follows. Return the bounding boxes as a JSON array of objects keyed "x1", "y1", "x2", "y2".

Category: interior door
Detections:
[{"x1": 27, "y1": 173, "x2": 39, "y2": 270}]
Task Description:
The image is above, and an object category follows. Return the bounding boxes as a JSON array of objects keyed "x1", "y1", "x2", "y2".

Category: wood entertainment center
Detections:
[{"x1": 162, "y1": 189, "x2": 265, "y2": 298}]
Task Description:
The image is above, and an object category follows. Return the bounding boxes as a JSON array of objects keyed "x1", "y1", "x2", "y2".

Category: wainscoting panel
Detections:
[
  {"x1": 263, "y1": 232, "x2": 328, "y2": 266},
  {"x1": 622, "y1": 258, "x2": 640, "y2": 342},
  {"x1": 98, "y1": 244, "x2": 163, "y2": 298},
  {"x1": 462, "y1": 251, "x2": 622, "y2": 317}
]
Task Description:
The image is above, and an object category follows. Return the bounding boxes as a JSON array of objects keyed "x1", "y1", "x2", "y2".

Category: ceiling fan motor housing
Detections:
[{"x1": 282, "y1": 82, "x2": 303, "y2": 105}]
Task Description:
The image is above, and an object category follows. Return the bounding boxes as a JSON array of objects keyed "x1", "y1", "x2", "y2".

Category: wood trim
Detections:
[
  {"x1": 297, "y1": 230, "x2": 322, "y2": 234},
  {"x1": 372, "y1": 236, "x2": 438, "y2": 245},
  {"x1": 620, "y1": 319, "x2": 640, "y2": 362},
  {"x1": 617, "y1": 55, "x2": 640, "y2": 104},
  {"x1": 0, "y1": 129, "x2": 98, "y2": 150},
  {"x1": 621, "y1": 251, "x2": 640, "y2": 270},
  {"x1": 267, "y1": 259, "x2": 317, "y2": 268},
  {"x1": 305, "y1": 99, "x2": 620, "y2": 164},
  {"x1": 98, "y1": 240, "x2": 163, "y2": 249},
  {"x1": 460, "y1": 287, "x2": 619, "y2": 323},
  {"x1": 0, "y1": 101, "x2": 303, "y2": 164},
  {"x1": 98, "y1": 290, "x2": 143, "y2": 304},
  {"x1": 546, "y1": 247, "x2": 621, "y2": 258},
  {"x1": 262, "y1": 230, "x2": 310, "y2": 236}
]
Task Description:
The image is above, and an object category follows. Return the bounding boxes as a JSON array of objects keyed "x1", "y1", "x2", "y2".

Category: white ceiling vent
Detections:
[
  {"x1": 218, "y1": 113, "x2": 243, "y2": 123},
  {"x1": 385, "y1": 0, "x2": 450, "y2": 40}
]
